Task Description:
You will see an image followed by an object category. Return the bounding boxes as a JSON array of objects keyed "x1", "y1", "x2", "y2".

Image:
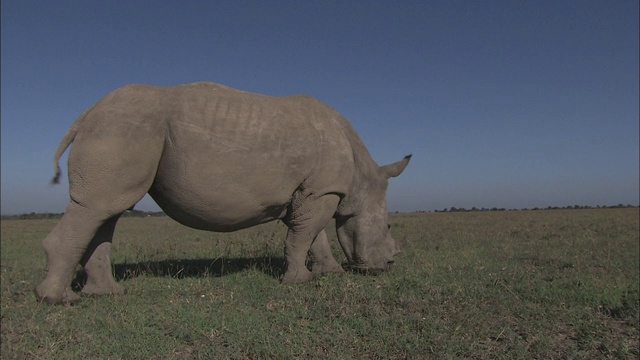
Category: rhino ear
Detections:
[{"x1": 380, "y1": 154, "x2": 412, "y2": 179}]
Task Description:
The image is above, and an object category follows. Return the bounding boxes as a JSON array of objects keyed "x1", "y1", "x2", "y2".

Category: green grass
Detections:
[{"x1": 2, "y1": 209, "x2": 638, "y2": 359}]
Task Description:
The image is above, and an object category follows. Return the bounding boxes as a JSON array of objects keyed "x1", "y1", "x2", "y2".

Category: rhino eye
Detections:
[{"x1": 387, "y1": 224, "x2": 391, "y2": 230}]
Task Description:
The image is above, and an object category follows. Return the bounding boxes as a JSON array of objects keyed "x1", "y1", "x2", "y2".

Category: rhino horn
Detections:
[{"x1": 380, "y1": 154, "x2": 412, "y2": 179}]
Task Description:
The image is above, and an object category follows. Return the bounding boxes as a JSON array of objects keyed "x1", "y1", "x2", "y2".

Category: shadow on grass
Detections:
[{"x1": 71, "y1": 257, "x2": 285, "y2": 292}]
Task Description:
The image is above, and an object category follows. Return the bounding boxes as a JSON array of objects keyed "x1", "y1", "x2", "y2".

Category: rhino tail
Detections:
[{"x1": 51, "y1": 105, "x2": 94, "y2": 184}]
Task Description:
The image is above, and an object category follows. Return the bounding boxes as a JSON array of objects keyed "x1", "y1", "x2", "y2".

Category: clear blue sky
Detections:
[{"x1": 1, "y1": 1, "x2": 638, "y2": 214}]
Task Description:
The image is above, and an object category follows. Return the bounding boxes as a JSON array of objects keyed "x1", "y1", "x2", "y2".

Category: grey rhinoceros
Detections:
[{"x1": 34, "y1": 82, "x2": 411, "y2": 304}]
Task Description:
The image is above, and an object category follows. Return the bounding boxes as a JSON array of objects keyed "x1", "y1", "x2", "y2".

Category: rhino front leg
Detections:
[
  {"x1": 310, "y1": 230, "x2": 344, "y2": 275},
  {"x1": 282, "y1": 194, "x2": 340, "y2": 284},
  {"x1": 80, "y1": 216, "x2": 126, "y2": 297}
]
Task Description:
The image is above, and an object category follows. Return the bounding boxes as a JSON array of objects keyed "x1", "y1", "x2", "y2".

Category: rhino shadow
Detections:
[{"x1": 71, "y1": 257, "x2": 286, "y2": 292}]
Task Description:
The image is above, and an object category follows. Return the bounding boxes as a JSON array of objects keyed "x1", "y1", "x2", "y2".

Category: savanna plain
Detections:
[{"x1": 1, "y1": 208, "x2": 638, "y2": 359}]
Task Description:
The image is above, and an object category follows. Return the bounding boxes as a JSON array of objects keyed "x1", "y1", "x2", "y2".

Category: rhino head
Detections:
[{"x1": 336, "y1": 155, "x2": 411, "y2": 273}]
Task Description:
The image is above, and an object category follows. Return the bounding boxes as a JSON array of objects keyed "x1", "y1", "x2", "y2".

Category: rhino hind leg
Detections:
[
  {"x1": 79, "y1": 216, "x2": 126, "y2": 297},
  {"x1": 35, "y1": 201, "x2": 109, "y2": 304},
  {"x1": 281, "y1": 194, "x2": 340, "y2": 284},
  {"x1": 36, "y1": 167, "x2": 156, "y2": 303},
  {"x1": 310, "y1": 230, "x2": 344, "y2": 275}
]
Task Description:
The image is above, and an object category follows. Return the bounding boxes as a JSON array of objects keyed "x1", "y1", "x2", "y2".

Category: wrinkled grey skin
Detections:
[{"x1": 34, "y1": 82, "x2": 411, "y2": 304}]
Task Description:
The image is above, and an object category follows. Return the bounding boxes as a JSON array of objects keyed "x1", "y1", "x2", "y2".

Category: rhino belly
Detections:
[{"x1": 148, "y1": 173, "x2": 293, "y2": 232}]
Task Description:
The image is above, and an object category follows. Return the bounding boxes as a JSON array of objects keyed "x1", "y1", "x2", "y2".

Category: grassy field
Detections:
[{"x1": 1, "y1": 209, "x2": 638, "y2": 359}]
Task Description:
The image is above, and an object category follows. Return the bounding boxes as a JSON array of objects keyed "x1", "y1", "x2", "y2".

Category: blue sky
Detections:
[{"x1": 1, "y1": 1, "x2": 638, "y2": 214}]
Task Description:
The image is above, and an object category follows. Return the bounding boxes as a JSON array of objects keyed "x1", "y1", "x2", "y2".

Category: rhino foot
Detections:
[
  {"x1": 312, "y1": 261, "x2": 345, "y2": 275},
  {"x1": 281, "y1": 268, "x2": 315, "y2": 284},
  {"x1": 81, "y1": 282, "x2": 126, "y2": 297},
  {"x1": 34, "y1": 284, "x2": 81, "y2": 305}
]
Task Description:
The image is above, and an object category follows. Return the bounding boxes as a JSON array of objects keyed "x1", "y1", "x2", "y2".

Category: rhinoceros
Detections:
[{"x1": 34, "y1": 82, "x2": 411, "y2": 304}]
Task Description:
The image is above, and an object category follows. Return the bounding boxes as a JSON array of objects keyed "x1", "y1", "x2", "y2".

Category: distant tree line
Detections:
[
  {"x1": 430, "y1": 204, "x2": 638, "y2": 213},
  {"x1": 1, "y1": 209, "x2": 166, "y2": 220},
  {"x1": 2, "y1": 204, "x2": 638, "y2": 220}
]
